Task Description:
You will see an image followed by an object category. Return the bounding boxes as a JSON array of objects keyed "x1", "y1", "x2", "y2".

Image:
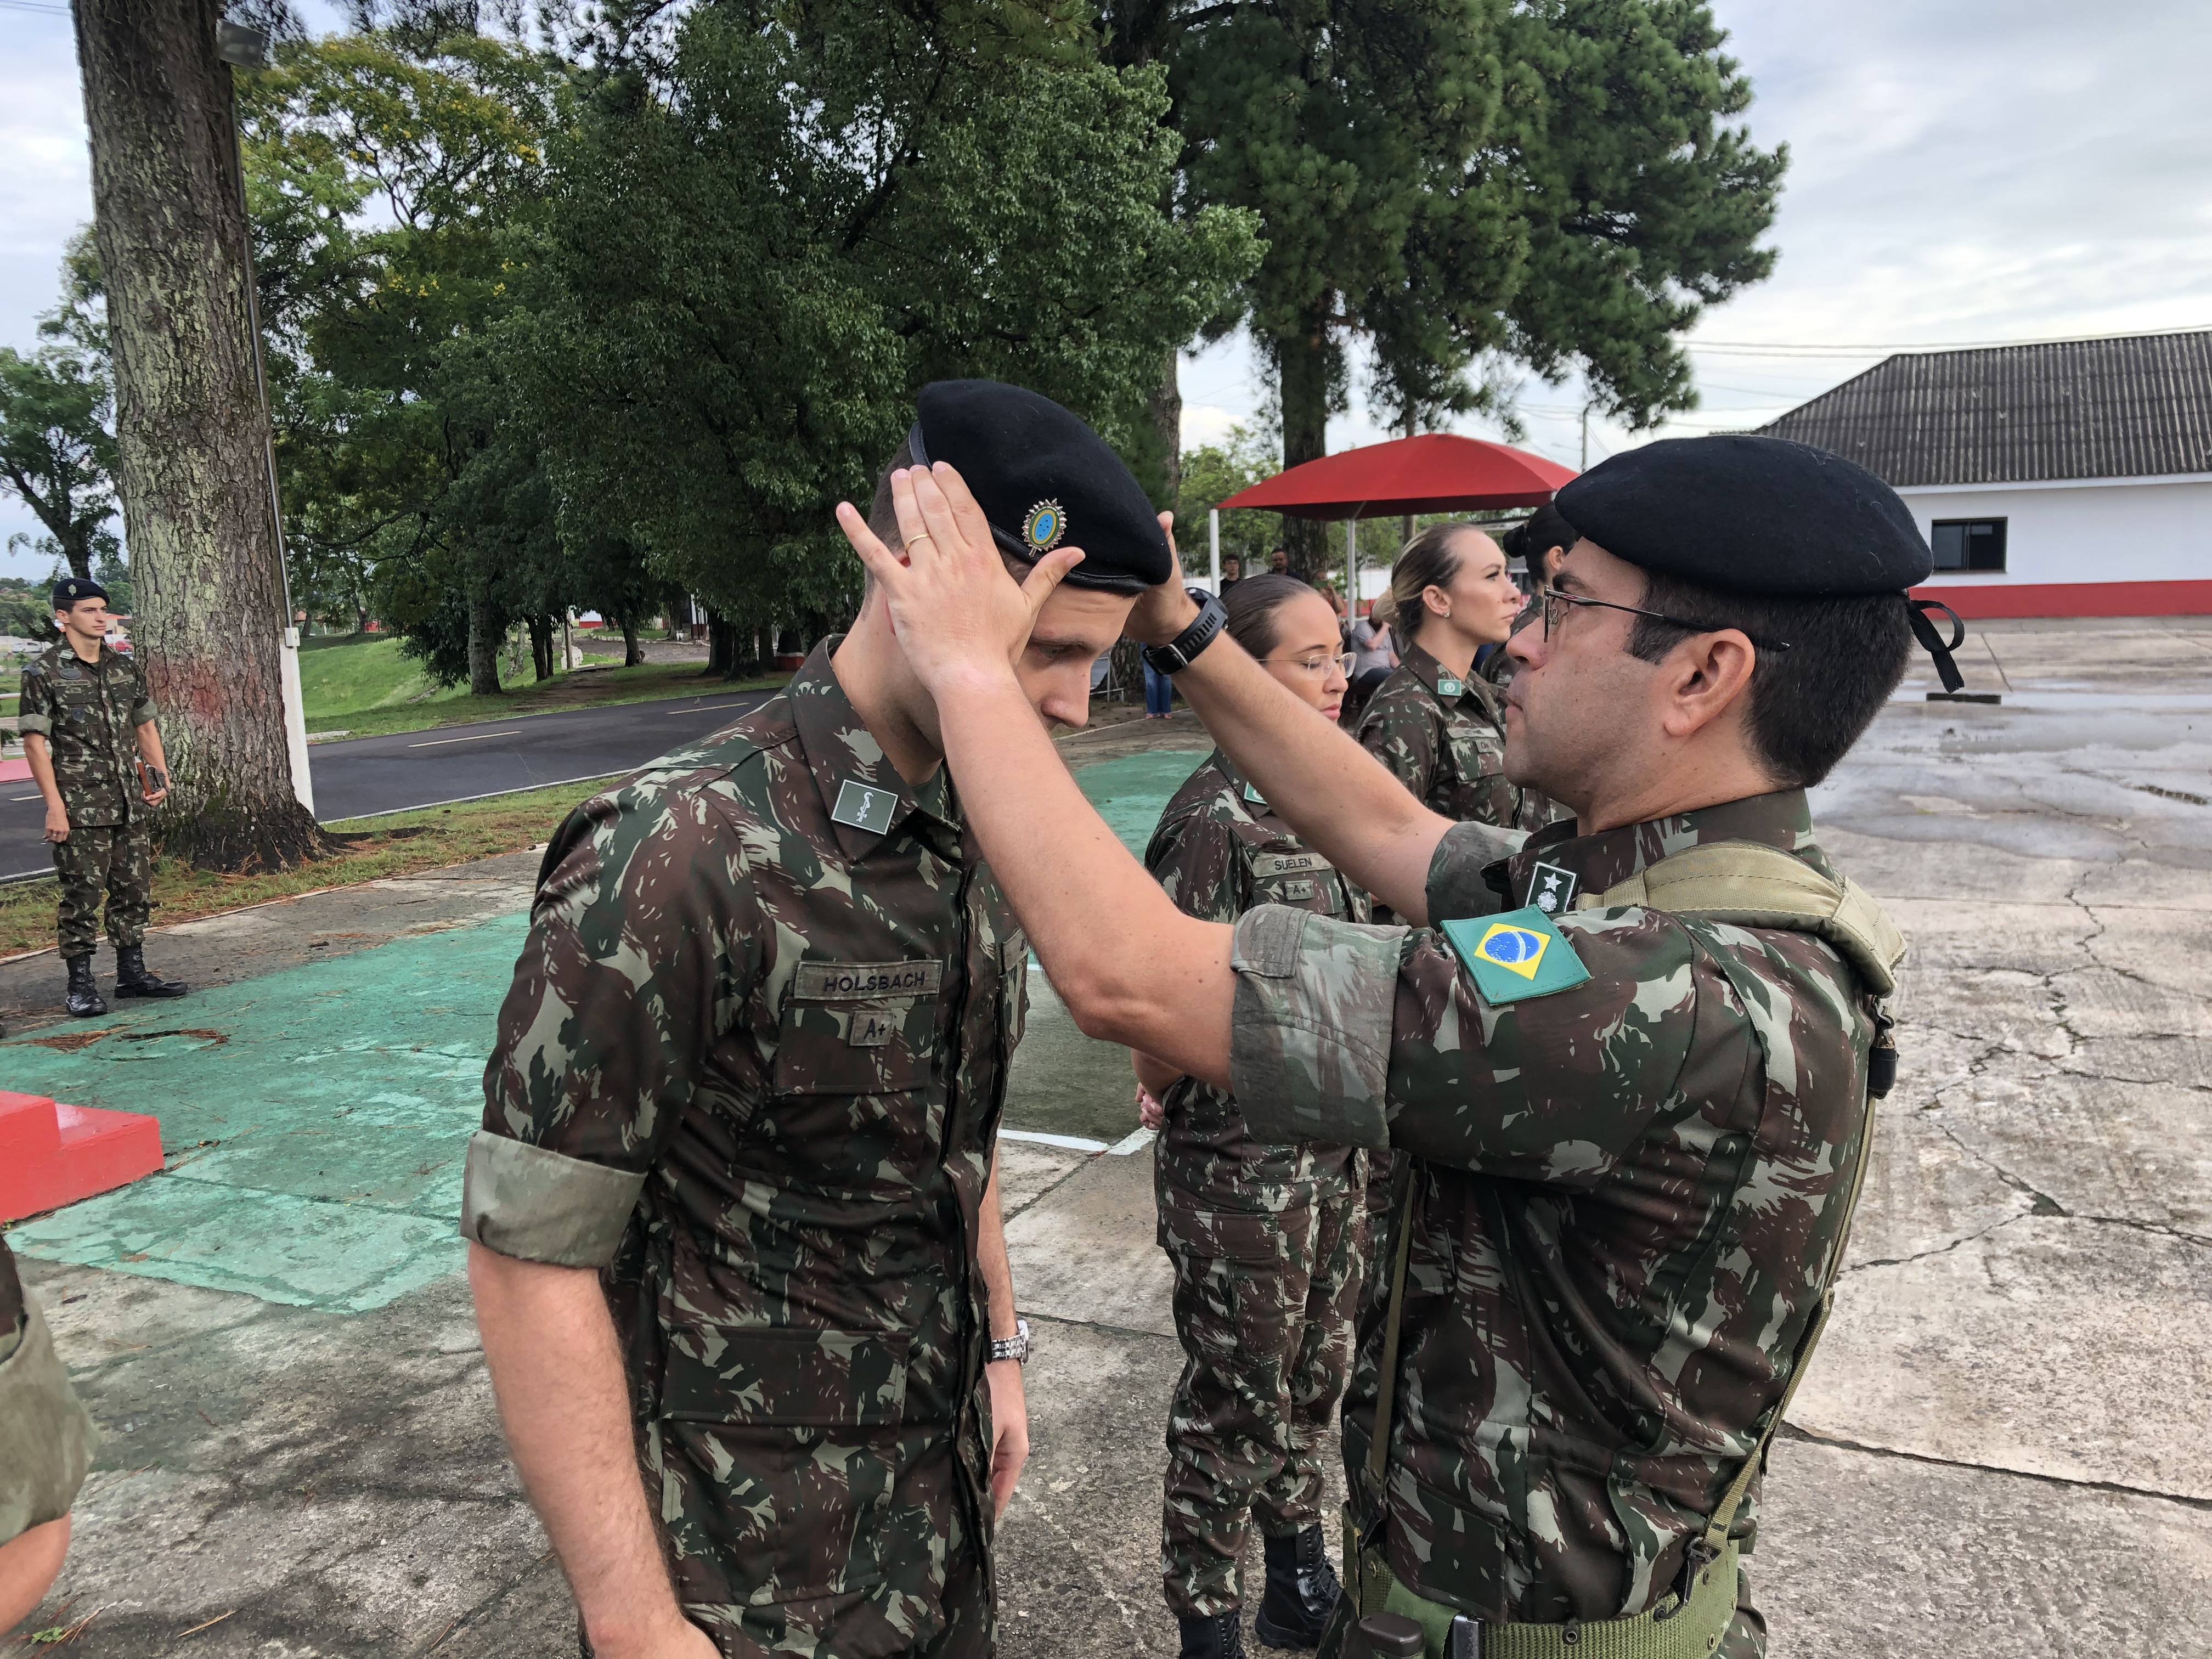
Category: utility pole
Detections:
[{"x1": 1580, "y1": 401, "x2": 1592, "y2": 472}]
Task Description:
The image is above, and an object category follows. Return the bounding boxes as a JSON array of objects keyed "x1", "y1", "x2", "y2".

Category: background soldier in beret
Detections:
[
  {"x1": 0, "y1": 1235, "x2": 98, "y2": 1636},
  {"x1": 18, "y1": 577, "x2": 188, "y2": 1018},
  {"x1": 466, "y1": 381, "x2": 1171, "y2": 1659},
  {"x1": 1136, "y1": 574, "x2": 1368, "y2": 1659},
  {"x1": 841, "y1": 435, "x2": 1957, "y2": 1658},
  {"x1": 1488, "y1": 502, "x2": 1578, "y2": 692}
]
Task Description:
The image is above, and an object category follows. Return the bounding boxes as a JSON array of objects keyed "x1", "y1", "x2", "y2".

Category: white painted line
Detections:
[
  {"x1": 998, "y1": 1128, "x2": 1110, "y2": 1154},
  {"x1": 668, "y1": 702, "x2": 751, "y2": 714},
  {"x1": 1107, "y1": 1127, "x2": 1156, "y2": 1156},
  {"x1": 407, "y1": 729, "x2": 524, "y2": 748},
  {"x1": 320, "y1": 770, "x2": 625, "y2": 825}
]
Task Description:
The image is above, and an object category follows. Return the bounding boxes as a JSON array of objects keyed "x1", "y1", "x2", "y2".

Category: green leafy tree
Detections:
[
  {"x1": 1125, "y1": 0, "x2": 1784, "y2": 568},
  {"x1": 523, "y1": 0, "x2": 1260, "y2": 667},
  {"x1": 0, "y1": 255, "x2": 120, "y2": 582},
  {"x1": 1174, "y1": 422, "x2": 1284, "y2": 578},
  {"x1": 239, "y1": 27, "x2": 566, "y2": 690}
]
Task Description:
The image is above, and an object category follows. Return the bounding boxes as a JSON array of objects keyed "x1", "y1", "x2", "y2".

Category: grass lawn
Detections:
[
  {"x1": 0, "y1": 776, "x2": 612, "y2": 957},
  {"x1": 299, "y1": 633, "x2": 782, "y2": 740}
]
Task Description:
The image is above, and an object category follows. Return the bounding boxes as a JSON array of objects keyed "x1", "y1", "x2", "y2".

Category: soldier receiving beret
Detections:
[
  {"x1": 466, "y1": 380, "x2": 1172, "y2": 1659},
  {"x1": 17, "y1": 578, "x2": 188, "y2": 1018},
  {"x1": 842, "y1": 435, "x2": 1963, "y2": 1658},
  {"x1": 1134, "y1": 574, "x2": 1368, "y2": 1658}
]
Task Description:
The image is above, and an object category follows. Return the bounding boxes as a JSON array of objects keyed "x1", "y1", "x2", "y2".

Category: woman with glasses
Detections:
[
  {"x1": 1358, "y1": 521, "x2": 1553, "y2": 851},
  {"x1": 1130, "y1": 573, "x2": 1367, "y2": 1659}
]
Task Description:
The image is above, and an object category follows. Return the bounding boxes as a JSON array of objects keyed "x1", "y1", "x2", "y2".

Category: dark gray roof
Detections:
[{"x1": 1754, "y1": 330, "x2": 2212, "y2": 487}]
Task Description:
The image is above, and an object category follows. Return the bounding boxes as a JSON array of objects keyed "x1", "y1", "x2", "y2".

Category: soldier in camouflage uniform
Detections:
[
  {"x1": 464, "y1": 380, "x2": 1172, "y2": 1659},
  {"x1": 1138, "y1": 576, "x2": 1369, "y2": 1658},
  {"x1": 1356, "y1": 527, "x2": 1553, "y2": 840},
  {"x1": 842, "y1": 435, "x2": 1958, "y2": 1659},
  {"x1": 1483, "y1": 503, "x2": 1578, "y2": 696},
  {"x1": 0, "y1": 1235, "x2": 97, "y2": 1630},
  {"x1": 17, "y1": 577, "x2": 188, "y2": 1018}
]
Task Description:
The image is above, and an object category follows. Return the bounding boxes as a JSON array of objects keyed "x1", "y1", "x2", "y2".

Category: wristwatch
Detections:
[
  {"x1": 990, "y1": 1317, "x2": 1032, "y2": 1364},
  {"x1": 1142, "y1": 589, "x2": 1228, "y2": 674}
]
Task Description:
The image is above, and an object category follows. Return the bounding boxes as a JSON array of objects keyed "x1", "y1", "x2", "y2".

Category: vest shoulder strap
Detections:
[{"x1": 1579, "y1": 839, "x2": 1906, "y2": 996}]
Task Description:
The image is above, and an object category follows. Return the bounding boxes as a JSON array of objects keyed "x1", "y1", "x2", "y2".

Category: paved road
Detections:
[{"x1": 0, "y1": 686, "x2": 775, "y2": 881}]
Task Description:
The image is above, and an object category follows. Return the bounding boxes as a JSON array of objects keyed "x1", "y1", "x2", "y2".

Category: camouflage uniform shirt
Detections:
[
  {"x1": 1226, "y1": 791, "x2": 1881, "y2": 1632},
  {"x1": 15, "y1": 639, "x2": 156, "y2": 825},
  {"x1": 467, "y1": 641, "x2": 1028, "y2": 1658},
  {"x1": 1356, "y1": 640, "x2": 1531, "y2": 832},
  {"x1": 1145, "y1": 749, "x2": 1371, "y2": 1211}
]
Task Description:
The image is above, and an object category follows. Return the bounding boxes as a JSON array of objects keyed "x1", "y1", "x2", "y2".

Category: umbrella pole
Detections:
[
  {"x1": 1209, "y1": 509, "x2": 1221, "y2": 592},
  {"x1": 1346, "y1": 516, "x2": 1358, "y2": 620}
]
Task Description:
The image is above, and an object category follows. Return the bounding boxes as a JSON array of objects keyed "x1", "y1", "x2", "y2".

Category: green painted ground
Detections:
[{"x1": 3, "y1": 748, "x2": 1211, "y2": 1313}]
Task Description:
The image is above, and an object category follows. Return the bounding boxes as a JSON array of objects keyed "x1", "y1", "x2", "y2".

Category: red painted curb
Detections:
[{"x1": 0, "y1": 1088, "x2": 165, "y2": 1221}]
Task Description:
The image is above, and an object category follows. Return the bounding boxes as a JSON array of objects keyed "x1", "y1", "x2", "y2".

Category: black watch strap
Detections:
[{"x1": 1143, "y1": 590, "x2": 1228, "y2": 674}]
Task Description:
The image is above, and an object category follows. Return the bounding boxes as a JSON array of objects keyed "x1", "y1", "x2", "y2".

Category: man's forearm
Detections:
[
  {"x1": 23, "y1": 738, "x2": 61, "y2": 815},
  {"x1": 975, "y1": 1151, "x2": 1017, "y2": 1340},
  {"x1": 467, "y1": 1244, "x2": 690, "y2": 1652},
  {"x1": 933, "y1": 671, "x2": 1234, "y2": 1087},
  {"x1": 135, "y1": 722, "x2": 167, "y2": 771},
  {"x1": 1159, "y1": 627, "x2": 1448, "y2": 923}
]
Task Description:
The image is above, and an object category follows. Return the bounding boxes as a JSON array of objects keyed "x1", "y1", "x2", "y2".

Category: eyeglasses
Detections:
[
  {"x1": 1262, "y1": 651, "x2": 1357, "y2": 678},
  {"x1": 1527, "y1": 586, "x2": 1792, "y2": 652}
]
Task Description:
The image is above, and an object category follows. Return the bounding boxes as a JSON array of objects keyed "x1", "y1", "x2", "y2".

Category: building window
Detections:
[{"x1": 1930, "y1": 518, "x2": 2007, "y2": 573}]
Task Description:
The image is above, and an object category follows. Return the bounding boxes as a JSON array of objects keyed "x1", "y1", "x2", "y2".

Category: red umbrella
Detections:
[{"x1": 1217, "y1": 433, "x2": 1576, "y2": 518}]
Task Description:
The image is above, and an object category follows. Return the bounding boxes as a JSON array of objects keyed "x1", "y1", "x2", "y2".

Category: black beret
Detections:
[
  {"x1": 1556, "y1": 435, "x2": 1931, "y2": 596},
  {"x1": 910, "y1": 380, "x2": 1172, "y2": 595},
  {"x1": 53, "y1": 577, "x2": 108, "y2": 609}
]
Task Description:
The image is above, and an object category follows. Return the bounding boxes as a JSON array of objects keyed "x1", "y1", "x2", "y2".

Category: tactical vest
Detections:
[{"x1": 1345, "y1": 841, "x2": 1905, "y2": 1659}]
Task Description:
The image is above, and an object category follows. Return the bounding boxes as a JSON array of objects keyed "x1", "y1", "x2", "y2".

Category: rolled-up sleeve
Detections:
[
  {"x1": 0, "y1": 1273, "x2": 97, "y2": 1542},
  {"x1": 15, "y1": 668, "x2": 50, "y2": 739},
  {"x1": 459, "y1": 1131, "x2": 646, "y2": 1268},
  {"x1": 1423, "y1": 819, "x2": 1525, "y2": 923},
  {"x1": 467, "y1": 782, "x2": 759, "y2": 1265},
  {"x1": 1228, "y1": 904, "x2": 1406, "y2": 1151}
]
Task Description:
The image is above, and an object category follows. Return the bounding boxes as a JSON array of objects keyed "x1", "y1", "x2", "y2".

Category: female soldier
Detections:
[
  {"x1": 1355, "y1": 521, "x2": 1543, "y2": 844},
  {"x1": 1132, "y1": 574, "x2": 1366, "y2": 1659}
]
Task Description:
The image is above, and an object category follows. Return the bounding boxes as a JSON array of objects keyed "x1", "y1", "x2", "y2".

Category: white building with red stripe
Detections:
[{"x1": 1758, "y1": 330, "x2": 2212, "y2": 617}]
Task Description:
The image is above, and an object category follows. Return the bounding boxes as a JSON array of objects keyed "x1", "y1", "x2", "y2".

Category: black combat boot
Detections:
[
  {"x1": 1178, "y1": 1611, "x2": 1248, "y2": 1659},
  {"x1": 114, "y1": 945, "x2": 187, "y2": 998},
  {"x1": 64, "y1": 953, "x2": 108, "y2": 1018},
  {"x1": 1254, "y1": 1525, "x2": 1342, "y2": 1650}
]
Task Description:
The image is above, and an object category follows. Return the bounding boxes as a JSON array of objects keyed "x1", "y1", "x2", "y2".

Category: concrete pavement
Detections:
[{"x1": 7, "y1": 618, "x2": 2210, "y2": 1654}]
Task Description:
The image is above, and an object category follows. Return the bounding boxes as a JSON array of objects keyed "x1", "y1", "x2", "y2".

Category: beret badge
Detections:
[{"x1": 1021, "y1": 500, "x2": 1066, "y2": 555}]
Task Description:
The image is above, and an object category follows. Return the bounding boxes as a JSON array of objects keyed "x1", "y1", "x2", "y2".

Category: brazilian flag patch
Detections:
[{"x1": 1440, "y1": 905, "x2": 1592, "y2": 1006}]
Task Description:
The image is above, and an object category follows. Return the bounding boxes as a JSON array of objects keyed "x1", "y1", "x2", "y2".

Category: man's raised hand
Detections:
[{"x1": 833, "y1": 463, "x2": 1084, "y2": 693}]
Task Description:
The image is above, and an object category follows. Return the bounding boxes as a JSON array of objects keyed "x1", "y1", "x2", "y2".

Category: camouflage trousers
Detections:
[
  {"x1": 53, "y1": 819, "x2": 152, "y2": 958},
  {"x1": 1159, "y1": 1182, "x2": 1366, "y2": 1618}
]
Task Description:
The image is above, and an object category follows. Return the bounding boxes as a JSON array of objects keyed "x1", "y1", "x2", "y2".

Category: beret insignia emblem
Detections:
[{"x1": 1022, "y1": 500, "x2": 1066, "y2": 554}]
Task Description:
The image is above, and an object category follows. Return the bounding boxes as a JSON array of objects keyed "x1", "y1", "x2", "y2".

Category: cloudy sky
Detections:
[{"x1": 4, "y1": 0, "x2": 2210, "y2": 573}]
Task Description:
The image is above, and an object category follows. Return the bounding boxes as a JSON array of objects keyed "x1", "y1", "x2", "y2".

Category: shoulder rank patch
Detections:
[
  {"x1": 1441, "y1": 905, "x2": 1591, "y2": 1006},
  {"x1": 832, "y1": 779, "x2": 898, "y2": 834},
  {"x1": 1243, "y1": 780, "x2": 1269, "y2": 808},
  {"x1": 1526, "y1": 860, "x2": 1578, "y2": 915},
  {"x1": 1434, "y1": 674, "x2": 1464, "y2": 698}
]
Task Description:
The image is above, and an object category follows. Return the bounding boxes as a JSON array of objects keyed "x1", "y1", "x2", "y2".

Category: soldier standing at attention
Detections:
[
  {"x1": 1135, "y1": 574, "x2": 1367, "y2": 1659},
  {"x1": 841, "y1": 435, "x2": 1962, "y2": 1658},
  {"x1": 465, "y1": 381, "x2": 1170, "y2": 1659},
  {"x1": 18, "y1": 577, "x2": 188, "y2": 1017}
]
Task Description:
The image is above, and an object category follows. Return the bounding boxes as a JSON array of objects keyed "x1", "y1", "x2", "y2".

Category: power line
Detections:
[{"x1": 0, "y1": 1, "x2": 71, "y2": 14}]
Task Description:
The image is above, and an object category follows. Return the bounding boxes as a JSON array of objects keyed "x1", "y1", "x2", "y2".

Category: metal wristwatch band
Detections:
[
  {"x1": 1143, "y1": 590, "x2": 1227, "y2": 674},
  {"x1": 990, "y1": 1316, "x2": 1031, "y2": 1364}
]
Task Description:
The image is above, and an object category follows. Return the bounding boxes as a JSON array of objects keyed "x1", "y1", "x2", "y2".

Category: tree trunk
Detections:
[
  {"x1": 1276, "y1": 307, "x2": 1333, "y2": 576},
  {"x1": 73, "y1": 0, "x2": 320, "y2": 870},
  {"x1": 1135, "y1": 346, "x2": 1181, "y2": 513},
  {"x1": 706, "y1": 607, "x2": 736, "y2": 678},
  {"x1": 620, "y1": 613, "x2": 642, "y2": 667},
  {"x1": 529, "y1": 614, "x2": 554, "y2": 681},
  {"x1": 466, "y1": 588, "x2": 502, "y2": 695}
]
